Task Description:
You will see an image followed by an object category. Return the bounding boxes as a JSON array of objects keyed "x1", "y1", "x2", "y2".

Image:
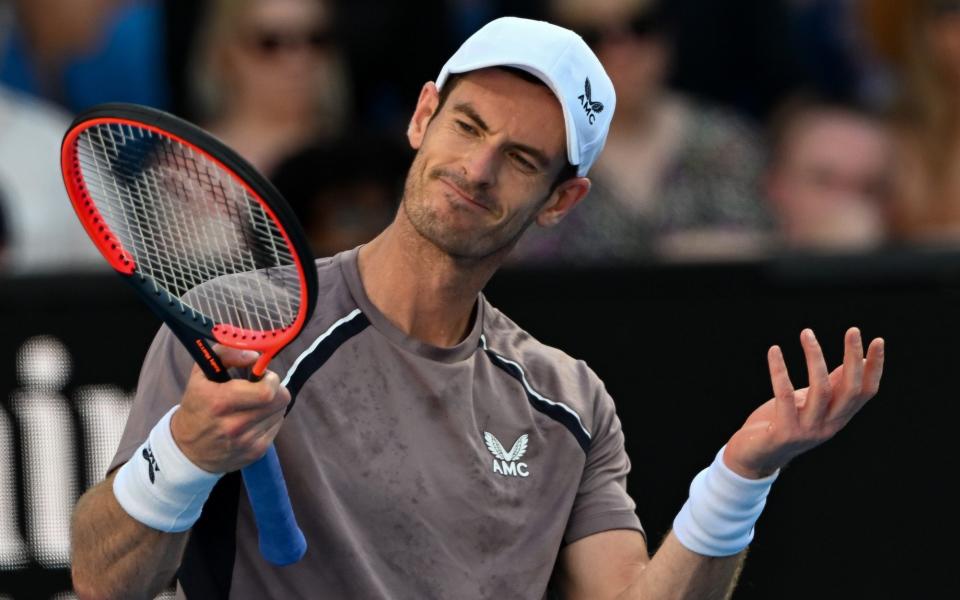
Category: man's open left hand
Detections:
[{"x1": 724, "y1": 327, "x2": 885, "y2": 479}]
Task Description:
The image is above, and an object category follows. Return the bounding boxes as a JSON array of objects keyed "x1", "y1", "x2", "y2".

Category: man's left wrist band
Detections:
[
  {"x1": 113, "y1": 405, "x2": 223, "y2": 532},
  {"x1": 672, "y1": 445, "x2": 779, "y2": 557}
]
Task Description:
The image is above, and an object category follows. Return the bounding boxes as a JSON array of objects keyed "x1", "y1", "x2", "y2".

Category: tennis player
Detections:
[{"x1": 71, "y1": 17, "x2": 884, "y2": 599}]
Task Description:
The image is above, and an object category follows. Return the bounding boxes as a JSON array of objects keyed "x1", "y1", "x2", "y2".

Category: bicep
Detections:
[{"x1": 555, "y1": 529, "x2": 650, "y2": 600}]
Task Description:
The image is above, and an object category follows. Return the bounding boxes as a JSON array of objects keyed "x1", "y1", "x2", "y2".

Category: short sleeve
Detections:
[
  {"x1": 106, "y1": 325, "x2": 193, "y2": 474},
  {"x1": 562, "y1": 385, "x2": 644, "y2": 545}
]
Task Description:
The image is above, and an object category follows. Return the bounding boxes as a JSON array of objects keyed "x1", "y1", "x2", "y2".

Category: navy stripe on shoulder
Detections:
[
  {"x1": 281, "y1": 309, "x2": 370, "y2": 411},
  {"x1": 479, "y1": 334, "x2": 592, "y2": 452}
]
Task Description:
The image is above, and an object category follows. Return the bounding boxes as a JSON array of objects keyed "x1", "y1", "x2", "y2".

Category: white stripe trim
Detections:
[
  {"x1": 281, "y1": 308, "x2": 363, "y2": 387},
  {"x1": 480, "y1": 334, "x2": 592, "y2": 440}
]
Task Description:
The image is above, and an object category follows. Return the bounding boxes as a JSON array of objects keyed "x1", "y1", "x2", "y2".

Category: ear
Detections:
[
  {"x1": 407, "y1": 81, "x2": 441, "y2": 150},
  {"x1": 535, "y1": 177, "x2": 591, "y2": 228}
]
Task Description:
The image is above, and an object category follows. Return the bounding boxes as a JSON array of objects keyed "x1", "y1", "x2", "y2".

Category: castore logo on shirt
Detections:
[{"x1": 484, "y1": 432, "x2": 530, "y2": 477}]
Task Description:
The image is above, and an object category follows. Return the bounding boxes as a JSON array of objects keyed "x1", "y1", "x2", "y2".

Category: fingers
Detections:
[
  {"x1": 227, "y1": 379, "x2": 287, "y2": 461},
  {"x1": 861, "y1": 337, "x2": 885, "y2": 398},
  {"x1": 767, "y1": 345, "x2": 799, "y2": 429},
  {"x1": 838, "y1": 327, "x2": 865, "y2": 399},
  {"x1": 187, "y1": 345, "x2": 259, "y2": 387},
  {"x1": 215, "y1": 371, "x2": 289, "y2": 416},
  {"x1": 211, "y1": 344, "x2": 260, "y2": 369},
  {"x1": 826, "y1": 332, "x2": 884, "y2": 421},
  {"x1": 199, "y1": 346, "x2": 288, "y2": 414},
  {"x1": 737, "y1": 329, "x2": 884, "y2": 479},
  {"x1": 176, "y1": 368, "x2": 291, "y2": 472},
  {"x1": 255, "y1": 415, "x2": 286, "y2": 455},
  {"x1": 799, "y1": 329, "x2": 831, "y2": 425},
  {"x1": 233, "y1": 409, "x2": 286, "y2": 463},
  {"x1": 184, "y1": 361, "x2": 289, "y2": 426}
]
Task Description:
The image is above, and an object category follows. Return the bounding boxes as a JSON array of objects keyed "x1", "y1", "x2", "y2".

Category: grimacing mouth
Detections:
[{"x1": 438, "y1": 177, "x2": 492, "y2": 212}]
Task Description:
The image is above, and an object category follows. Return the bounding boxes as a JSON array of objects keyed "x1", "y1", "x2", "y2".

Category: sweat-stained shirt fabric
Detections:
[{"x1": 108, "y1": 246, "x2": 643, "y2": 599}]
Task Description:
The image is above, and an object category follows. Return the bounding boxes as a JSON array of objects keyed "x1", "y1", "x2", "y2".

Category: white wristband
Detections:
[
  {"x1": 673, "y1": 445, "x2": 779, "y2": 556},
  {"x1": 113, "y1": 406, "x2": 222, "y2": 532}
]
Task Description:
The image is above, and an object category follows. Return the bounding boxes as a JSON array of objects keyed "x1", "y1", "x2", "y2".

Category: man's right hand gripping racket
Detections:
[{"x1": 60, "y1": 103, "x2": 318, "y2": 566}]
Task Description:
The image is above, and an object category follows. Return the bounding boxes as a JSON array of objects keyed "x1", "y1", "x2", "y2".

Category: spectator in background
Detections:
[
  {"x1": 270, "y1": 135, "x2": 407, "y2": 258},
  {"x1": 0, "y1": 84, "x2": 104, "y2": 273},
  {"x1": 511, "y1": 0, "x2": 771, "y2": 265},
  {"x1": 0, "y1": 0, "x2": 167, "y2": 112},
  {"x1": 764, "y1": 97, "x2": 893, "y2": 252},
  {"x1": 188, "y1": 0, "x2": 350, "y2": 176},
  {"x1": 332, "y1": 0, "x2": 549, "y2": 136},
  {"x1": 864, "y1": 0, "x2": 960, "y2": 243}
]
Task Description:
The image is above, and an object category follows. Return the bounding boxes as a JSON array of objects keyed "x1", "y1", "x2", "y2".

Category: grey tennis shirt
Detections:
[{"x1": 109, "y1": 246, "x2": 643, "y2": 599}]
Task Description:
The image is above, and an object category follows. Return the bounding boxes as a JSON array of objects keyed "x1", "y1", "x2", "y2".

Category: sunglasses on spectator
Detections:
[
  {"x1": 245, "y1": 28, "x2": 333, "y2": 55},
  {"x1": 579, "y1": 9, "x2": 671, "y2": 48}
]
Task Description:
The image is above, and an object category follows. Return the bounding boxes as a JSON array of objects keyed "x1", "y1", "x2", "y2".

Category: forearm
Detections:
[
  {"x1": 617, "y1": 446, "x2": 774, "y2": 599},
  {"x1": 560, "y1": 446, "x2": 773, "y2": 600},
  {"x1": 617, "y1": 532, "x2": 745, "y2": 600},
  {"x1": 71, "y1": 472, "x2": 190, "y2": 600}
]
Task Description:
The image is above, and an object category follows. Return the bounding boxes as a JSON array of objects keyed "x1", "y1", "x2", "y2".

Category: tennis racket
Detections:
[{"x1": 60, "y1": 103, "x2": 317, "y2": 566}]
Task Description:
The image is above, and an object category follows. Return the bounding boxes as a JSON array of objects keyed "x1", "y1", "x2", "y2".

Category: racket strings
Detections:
[{"x1": 74, "y1": 123, "x2": 300, "y2": 332}]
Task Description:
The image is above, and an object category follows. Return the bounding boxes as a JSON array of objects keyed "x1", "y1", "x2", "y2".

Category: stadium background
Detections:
[{"x1": 1, "y1": 0, "x2": 956, "y2": 598}]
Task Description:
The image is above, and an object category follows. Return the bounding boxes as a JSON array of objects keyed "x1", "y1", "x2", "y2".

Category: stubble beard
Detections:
[{"x1": 400, "y1": 149, "x2": 546, "y2": 262}]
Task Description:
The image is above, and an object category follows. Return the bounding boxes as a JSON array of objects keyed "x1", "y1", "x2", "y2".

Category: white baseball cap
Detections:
[{"x1": 436, "y1": 16, "x2": 616, "y2": 177}]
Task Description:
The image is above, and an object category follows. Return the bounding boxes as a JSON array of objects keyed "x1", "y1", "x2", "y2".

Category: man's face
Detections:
[{"x1": 400, "y1": 69, "x2": 572, "y2": 261}]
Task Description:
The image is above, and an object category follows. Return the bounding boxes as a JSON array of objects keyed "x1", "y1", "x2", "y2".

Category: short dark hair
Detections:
[{"x1": 435, "y1": 68, "x2": 579, "y2": 191}]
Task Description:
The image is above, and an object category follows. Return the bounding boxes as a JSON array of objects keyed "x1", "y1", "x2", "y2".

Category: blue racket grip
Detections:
[{"x1": 240, "y1": 444, "x2": 307, "y2": 565}]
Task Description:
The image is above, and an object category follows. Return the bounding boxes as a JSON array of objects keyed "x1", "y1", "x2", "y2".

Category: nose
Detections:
[{"x1": 460, "y1": 143, "x2": 499, "y2": 190}]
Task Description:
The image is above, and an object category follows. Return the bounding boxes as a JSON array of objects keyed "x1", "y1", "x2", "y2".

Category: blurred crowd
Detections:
[{"x1": 1, "y1": 0, "x2": 959, "y2": 273}]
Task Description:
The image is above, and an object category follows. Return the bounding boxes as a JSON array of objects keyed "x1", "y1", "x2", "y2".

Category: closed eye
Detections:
[
  {"x1": 455, "y1": 119, "x2": 479, "y2": 136},
  {"x1": 509, "y1": 152, "x2": 538, "y2": 173}
]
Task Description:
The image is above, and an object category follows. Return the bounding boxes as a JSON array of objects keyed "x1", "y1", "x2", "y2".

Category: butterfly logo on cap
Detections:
[{"x1": 578, "y1": 78, "x2": 604, "y2": 125}]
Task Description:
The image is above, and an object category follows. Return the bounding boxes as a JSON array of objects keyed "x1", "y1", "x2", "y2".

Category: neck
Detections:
[
  {"x1": 209, "y1": 107, "x2": 314, "y2": 173},
  {"x1": 357, "y1": 210, "x2": 503, "y2": 348}
]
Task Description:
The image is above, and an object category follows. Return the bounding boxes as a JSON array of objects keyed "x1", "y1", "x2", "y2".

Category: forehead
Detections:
[
  {"x1": 786, "y1": 112, "x2": 889, "y2": 168},
  {"x1": 246, "y1": 0, "x2": 327, "y2": 26},
  {"x1": 442, "y1": 69, "x2": 568, "y2": 160}
]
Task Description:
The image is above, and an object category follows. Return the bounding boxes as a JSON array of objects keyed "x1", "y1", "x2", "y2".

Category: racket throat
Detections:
[{"x1": 125, "y1": 272, "x2": 230, "y2": 382}]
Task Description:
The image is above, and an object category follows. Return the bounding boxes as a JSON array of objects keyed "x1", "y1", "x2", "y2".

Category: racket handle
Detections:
[{"x1": 241, "y1": 444, "x2": 307, "y2": 565}]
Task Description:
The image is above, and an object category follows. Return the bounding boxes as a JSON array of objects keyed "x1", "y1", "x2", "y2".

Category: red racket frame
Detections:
[{"x1": 61, "y1": 116, "x2": 313, "y2": 377}]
